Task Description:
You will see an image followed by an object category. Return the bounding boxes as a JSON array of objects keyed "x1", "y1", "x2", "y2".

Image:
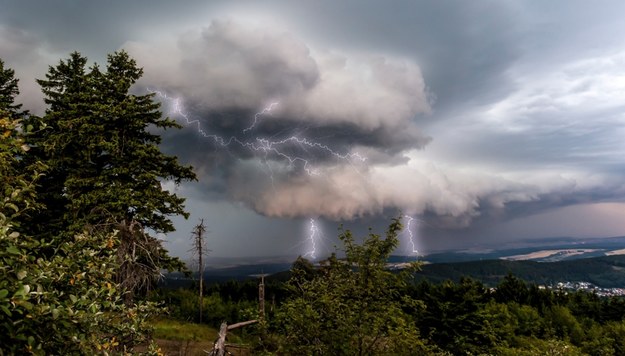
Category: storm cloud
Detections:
[
  {"x1": 121, "y1": 19, "x2": 625, "y2": 228},
  {"x1": 123, "y1": 21, "x2": 439, "y2": 216},
  {"x1": 4, "y1": 1, "x2": 625, "y2": 256}
]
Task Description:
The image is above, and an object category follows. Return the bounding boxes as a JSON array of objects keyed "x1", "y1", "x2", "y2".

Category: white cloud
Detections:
[
  {"x1": 123, "y1": 20, "x2": 625, "y2": 229},
  {"x1": 483, "y1": 50, "x2": 625, "y2": 133},
  {"x1": 228, "y1": 150, "x2": 622, "y2": 226},
  {"x1": 125, "y1": 20, "x2": 431, "y2": 131}
]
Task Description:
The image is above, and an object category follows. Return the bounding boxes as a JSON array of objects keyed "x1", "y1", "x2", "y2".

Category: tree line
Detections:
[{"x1": 159, "y1": 219, "x2": 625, "y2": 355}]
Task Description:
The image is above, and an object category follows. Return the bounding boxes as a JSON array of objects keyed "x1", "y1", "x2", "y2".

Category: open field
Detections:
[
  {"x1": 606, "y1": 248, "x2": 625, "y2": 256},
  {"x1": 151, "y1": 319, "x2": 254, "y2": 355},
  {"x1": 501, "y1": 249, "x2": 598, "y2": 261}
]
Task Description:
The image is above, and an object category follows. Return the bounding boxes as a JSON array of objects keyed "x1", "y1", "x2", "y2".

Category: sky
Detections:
[{"x1": 2, "y1": 0, "x2": 625, "y2": 259}]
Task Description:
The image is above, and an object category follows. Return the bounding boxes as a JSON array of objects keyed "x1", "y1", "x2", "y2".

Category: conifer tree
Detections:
[
  {"x1": 0, "y1": 59, "x2": 24, "y2": 117},
  {"x1": 22, "y1": 52, "x2": 89, "y2": 237},
  {"x1": 1, "y1": 109, "x2": 161, "y2": 354},
  {"x1": 30, "y1": 51, "x2": 196, "y2": 235},
  {"x1": 25, "y1": 51, "x2": 196, "y2": 297}
]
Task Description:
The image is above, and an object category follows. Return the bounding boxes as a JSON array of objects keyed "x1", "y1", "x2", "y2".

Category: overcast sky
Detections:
[{"x1": 2, "y1": 0, "x2": 625, "y2": 258}]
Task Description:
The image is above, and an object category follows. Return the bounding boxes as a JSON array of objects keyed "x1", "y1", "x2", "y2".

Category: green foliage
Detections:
[
  {"x1": 414, "y1": 277, "x2": 497, "y2": 354},
  {"x1": 415, "y1": 255, "x2": 625, "y2": 288},
  {"x1": 507, "y1": 303, "x2": 542, "y2": 337},
  {"x1": 18, "y1": 51, "x2": 196, "y2": 301},
  {"x1": 495, "y1": 273, "x2": 530, "y2": 304},
  {"x1": 28, "y1": 51, "x2": 196, "y2": 237},
  {"x1": 157, "y1": 256, "x2": 625, "y2": 355},
  {"x1": 493, "y1": 337, "x2": 585, "y2": 355},
  {"x1": 543, "y1": 305, "x2": 584, "y2": 342},
  {"x1": 0, "y1": 110, "x2": 161, "y2": 354},
  {"x1": 153, "y1": 288, "x2": 257, "y2": 327},
  {"x1": 152, "y1": 318, "x2": 219, "y2": 342},
  {"x1": 409, "y1": 273, "x2": 625, "y2": 355},
  {"x1": 0, "y1": 229, "x2": 161, "y2": 354},
  {"x1": 276, "y1": 218, "x2": 435, "y2": 355},
  {"x1": 0, "y1": 60, "x2": 24, "y2": 117},
  {"x1": 0, "y1": 116, "x2": 42, "y2": 223}
]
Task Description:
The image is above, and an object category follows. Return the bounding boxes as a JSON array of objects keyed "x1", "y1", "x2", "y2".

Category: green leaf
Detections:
[
  {"x1": 6, "y1": 245, "x2": 20, "y2": 255},
  {"x1": 0, "y1": 289, "x2": 8, "y2": 299},
  {"x1": 16, "y1": 270, "x2": 27, "y2": 280},
  {"x1": 14, "y1": 284, "x2": 29, "y2": 298},
  {"x1": 0, "y1": 305, "x2": 10, "y2": 317}
]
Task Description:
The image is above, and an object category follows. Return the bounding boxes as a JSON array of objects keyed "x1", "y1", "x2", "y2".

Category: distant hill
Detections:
[
  {"x1": 161, "y1": 236, "x2": 625, "y2": 288},
  {"x1": 415, "y1": 255, "x2": 625, "y2": 288},
  {"x1": 160, "y1": 262, "x2": 293, "y2": 288},
  {"x1": 423, "y1": 235, "x2": 625, "y2": 263},
  {"x1": 161, "y1": 254, "x2": 625, "y2": 289}
]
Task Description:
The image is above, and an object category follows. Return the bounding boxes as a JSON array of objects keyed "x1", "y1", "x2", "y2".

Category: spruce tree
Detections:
[
  {"x1": 0, "y1": 59, "x2": 25, "y2": 117},
  {"x1": 31, "y1": 51, "x2": 196, "y2": 234},
  {"x1": 26, "y1": 51, "x2": 196, "y2": 297},
  {"x1": 23, "y1": 52, "x2": 90, "y2": 237},
  {"x1": 1, "y1": 110, "x2": 161, "y2": 354}
]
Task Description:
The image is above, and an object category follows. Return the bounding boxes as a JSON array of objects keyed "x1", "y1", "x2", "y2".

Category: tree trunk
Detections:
[
  {"x1": 198, "y1": 229, "x2": 203, "y2": 323},
  {"x1": 213, "y1": 322, "x2": 227, "y2": 356}
]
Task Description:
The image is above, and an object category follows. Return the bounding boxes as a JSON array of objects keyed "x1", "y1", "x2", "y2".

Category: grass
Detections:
[
  {"x1": 150, "y1": 318, "x2": 254, "y2": 355},
  {"x1": 152, "y1": 318, "x2": 219, "y2": 342},
  {"x1": 152, "y1": 318, "x2": 254, "y2": 356},
  {"x1": 150, "y1": 318, "x2": 218, "y2": 355}
]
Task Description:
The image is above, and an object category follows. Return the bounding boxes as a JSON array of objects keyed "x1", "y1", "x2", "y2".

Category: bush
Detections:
[{"x1": 0, "y1": 113, "x2": 159, "y2": 354}]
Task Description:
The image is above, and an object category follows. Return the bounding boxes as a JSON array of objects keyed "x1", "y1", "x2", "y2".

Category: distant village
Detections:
[{"x1": 548, "y1": 281, "x2": 625, "y2": 297}]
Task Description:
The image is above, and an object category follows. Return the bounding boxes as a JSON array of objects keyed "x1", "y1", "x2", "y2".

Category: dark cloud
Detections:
[
  {"x1": 4, "y1": 1, "x2": 625, "y2": 256},
  {"x1": 272, "y1": 0, "x2": 525, "y2": 108},
  {"x1": 126, "y1": 20, "x2": 439, "y2": 220},
  {"x1": 129, "y1": 16, "x2": 625, "y2": 231}
]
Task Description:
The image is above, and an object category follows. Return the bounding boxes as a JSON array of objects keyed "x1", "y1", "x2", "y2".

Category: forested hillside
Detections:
[
  {"x1": 416, "y1": 255, "x2": 625, "y2": 287},
  {"x1": 155, "y1": 224, "x2": 625, "y2": 355}
]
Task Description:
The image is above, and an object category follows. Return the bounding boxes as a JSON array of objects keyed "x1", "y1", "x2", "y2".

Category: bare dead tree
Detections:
[{"x1": 189, "y1": 219, "x2": 210, "y2": 323}]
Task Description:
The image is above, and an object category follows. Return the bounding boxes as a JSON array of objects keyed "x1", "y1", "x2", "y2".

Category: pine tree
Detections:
[
  {"x1": 0, "y1": 59, "x2": 24, "y2": 117},
  {"x1": 1, "y1": 110, "x2": 161, "y2": 354},
  {"x1": 22, "y1": 52, "x2": 90, "y2": 237},
  {"x1": 30, "y1": 51, "x2": 196, "y2": 235},
  {"x1": 25, "y1": 51, "x2": 196, "y2": 298}
]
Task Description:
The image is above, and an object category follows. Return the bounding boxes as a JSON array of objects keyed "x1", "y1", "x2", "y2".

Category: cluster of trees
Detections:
[
  {"x1": 161, "y1": 219, "x2": 625, "y2": 355},
  {"x1": 408, "y1": 276, "x2": 625, "y2": 355},
  {"x1": 415, "y1": 254, "x2": 625, "y2": 288},
  {"x1": 0, "y1": 53, "x2": 195, "y2": 354}
]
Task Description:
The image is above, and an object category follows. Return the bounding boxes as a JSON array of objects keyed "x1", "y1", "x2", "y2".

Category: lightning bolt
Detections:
[
  {"x1": 151, "y1": 90, "x2": 368, "y2": 261},
  {"x1": 304, "y1": 218, "x2": 319, "y2": 260},
  {"x1": 149, "y1": 89, "x2": 366, "y2": 176},
  {"x1": 243, "y1": 101, "x2": 279, "y2": 133},
  {"x1": 403, "y1": 215, "x2": 419, "y2": 255}
]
